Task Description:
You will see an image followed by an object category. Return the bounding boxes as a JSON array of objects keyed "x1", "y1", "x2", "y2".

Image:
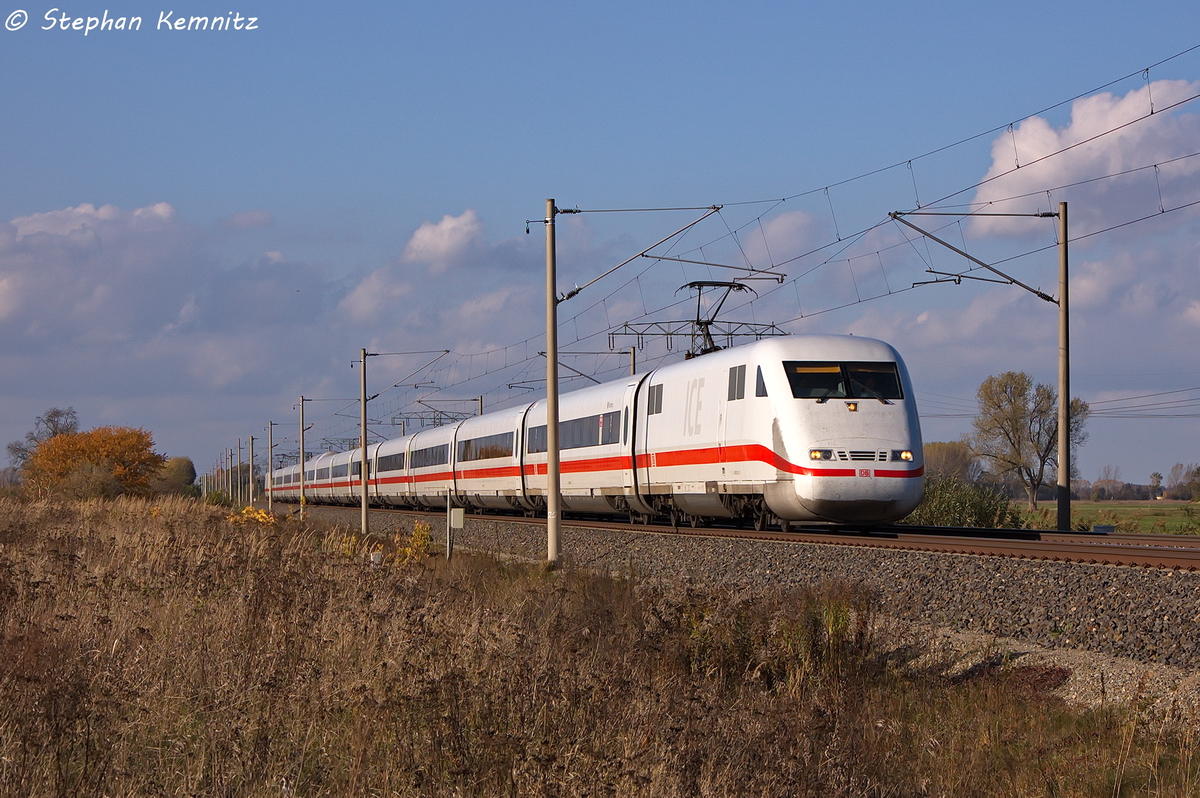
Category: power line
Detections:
[{"x1": 285, "y1": 44, "x2": 1200, "y2": 450}]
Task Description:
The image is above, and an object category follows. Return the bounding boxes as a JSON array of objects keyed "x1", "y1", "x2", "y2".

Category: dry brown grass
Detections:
[{"x1": 1, "y1": 497, "x2": 1198, "y2": 796}]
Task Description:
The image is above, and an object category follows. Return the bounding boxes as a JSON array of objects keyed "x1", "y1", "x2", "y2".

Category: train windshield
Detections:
[{"x1": 783, "y1": 361, "x2": 903, "y2": 401}]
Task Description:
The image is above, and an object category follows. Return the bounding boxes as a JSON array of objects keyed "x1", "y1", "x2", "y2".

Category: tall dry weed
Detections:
[{"x1": 0, "y1": 497, "x2": 1196, "y2": 796}]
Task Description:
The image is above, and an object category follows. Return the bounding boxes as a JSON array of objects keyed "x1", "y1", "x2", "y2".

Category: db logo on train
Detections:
[{"x1": 858, "y1": 469, "x2": 871, "y2": 478}]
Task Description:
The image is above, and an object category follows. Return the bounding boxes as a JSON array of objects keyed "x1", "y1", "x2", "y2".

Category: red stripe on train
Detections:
[{"x1": 269, "y1": 446, "x2": 923, "y2": 491}]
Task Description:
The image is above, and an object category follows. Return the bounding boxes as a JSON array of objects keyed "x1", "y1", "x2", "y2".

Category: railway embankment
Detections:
[
  {"x1": 13, "y1": 497, "x2": 1200, "y2": 794},
  {"x1": 330, "y1": 508, "x2": 1200, "y2": 669}
]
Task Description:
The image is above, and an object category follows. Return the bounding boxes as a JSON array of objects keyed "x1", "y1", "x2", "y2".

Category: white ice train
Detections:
[{"x1": 269, "y1": 335, "x2": 925, "y2": 528}]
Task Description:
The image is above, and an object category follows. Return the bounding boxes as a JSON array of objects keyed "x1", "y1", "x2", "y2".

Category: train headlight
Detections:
[
  {"x1": 809, "y1": 449, "x2": 833, "y2": 461},
  {"x1": 891, "y1": 450, "x2": 914, "y2": 462}
]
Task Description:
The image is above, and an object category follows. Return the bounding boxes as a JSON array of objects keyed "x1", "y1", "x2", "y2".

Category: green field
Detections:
[{"x1": 1029, "y1": 500, "x2": 1200, "y2": 534}]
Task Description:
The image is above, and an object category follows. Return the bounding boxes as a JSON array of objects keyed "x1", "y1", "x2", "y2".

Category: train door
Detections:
[
  {"x1": 621, "y1": 377, "x2": 647, "y2": 492},
  {"x1": 632, "y1": 372, "x2": 660, "y2": 515},
  {"x1": 449, "y1": 426, "x2": 461, "y2": 505},
  {"x1": 516, "y1": 402, "x2": 537, "y2": 511},
  {"x1": 720, "y1": 362, "x2": 748, "y2": 467}
]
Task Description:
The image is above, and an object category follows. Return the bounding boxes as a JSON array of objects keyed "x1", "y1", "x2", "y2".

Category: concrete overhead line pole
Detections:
[
  {"x1": 267, "y1": 421, "x2": 276, "y2": 513},
  {"x1": 1056, "y1": 202, "x2": 1070, "y2": 533},
  {"x1": 545, "y1": 198, "x2": 563, "y2": 567},
  {"x1": 298, "y1": 395, "x2": 307, "y2": 521},
  {"x1": 889, "y1": 203, "x2": 1071, "y2": 530},
  {"x1": 248, "y1": 435, "x2": 255, "y2": 505},
  {"x1": 360, "y1": 348, "x2": 370, "y2": 538}
]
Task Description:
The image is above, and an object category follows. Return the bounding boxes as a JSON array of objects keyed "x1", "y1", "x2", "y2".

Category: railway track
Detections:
[{"x1": 310, "y1": 504, "x2": 1200, "y2": 571}]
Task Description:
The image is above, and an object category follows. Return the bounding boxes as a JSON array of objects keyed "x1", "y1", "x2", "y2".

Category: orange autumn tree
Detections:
[{"x1": 23, "y1": 426, "x2": 167, "y2": 499}]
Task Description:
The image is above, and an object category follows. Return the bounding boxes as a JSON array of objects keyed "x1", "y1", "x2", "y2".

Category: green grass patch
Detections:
[{"x1": 1031, "y1": 500, "x2": 1200, "y2": 534}]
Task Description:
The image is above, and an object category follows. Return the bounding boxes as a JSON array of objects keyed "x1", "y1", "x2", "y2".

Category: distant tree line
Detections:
[
  {"x1": 1162, "y1": 463, "x2": 1200, "y2": 501},
  {"x1": 3, "y1": 407, "x2": 197, "y2": 501}
]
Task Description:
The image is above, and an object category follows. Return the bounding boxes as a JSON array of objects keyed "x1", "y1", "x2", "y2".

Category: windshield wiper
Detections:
[{"x1": 852, "y1": 382, "x2": 892, "y2": 405}]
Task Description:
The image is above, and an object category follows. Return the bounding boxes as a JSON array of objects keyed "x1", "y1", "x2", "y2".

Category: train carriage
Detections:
[
  {"x1": 406, "y1": 426, "x2": 457, "y2": 509},
  {"x1": 452, "y1": 405, "x2": 527, "y2": 512},
  {"x1": 306, "y1": 451, "x2": 339, "y2": 504},
  {"x1": 372, "y1": 438, "x2": 410, "y2": 507},
  {"x1": 522, "y1": 379, "x2": 637, "y2": 515}
]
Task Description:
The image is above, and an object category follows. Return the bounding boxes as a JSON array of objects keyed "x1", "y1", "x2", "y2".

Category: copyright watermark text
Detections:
[{"x1": 5, "y1": 8, "x2": 261, "y2": 34}]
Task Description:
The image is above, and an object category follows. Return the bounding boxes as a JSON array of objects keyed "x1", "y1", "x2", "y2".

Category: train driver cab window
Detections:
[
  {"x1": 755, "y1": 366, "x2": 768, "y2": 397},
  {"x1": 845, "y1": 362, "x2": 903, "y2": 401},
  {"x1": 784, "y1": 361, "x2": 903, "y2": 402},
  {"x1": 784, "y1": 363, "x2": 845, "y2": 400}
]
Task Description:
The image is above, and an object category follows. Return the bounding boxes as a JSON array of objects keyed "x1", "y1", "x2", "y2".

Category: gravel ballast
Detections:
[
  {"x1": 427, "y1": 514, "x2": 1200, "y2": 670},
  {"x1": 306, "y1": 506, "x2": 1200, "y2": 669},
  {"x1": 301, "y1": 506, "x2": 1200, "y2": 713}
]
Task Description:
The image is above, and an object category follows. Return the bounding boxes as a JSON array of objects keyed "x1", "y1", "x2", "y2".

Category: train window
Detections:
[
  {"x1": 458, "y1": 431, "x2": 514, "y2": 462},
  {"x1": 316, "y1": 467, "x2": 330, "y2": 480},
  {"x1": 527, "y1": 412, "x2": 621, "y2": 453},
  {"x1": 755, "y1": 366, "x2": 768, "y2": 397},
  {"x1": 784, "y1": 363, "x2": 846, "y2": 399},
  {"x1": 845, "y1": 362, "x2": 904, "y2": 400},
  {"x1": 305, "y1": 470, "x2": 315, "y2": 481},
  {"x1": 411, "y1": 444, "x2": 450, "y2": 469},
  {"x1": 376, "y1": 453, "x2": 406, "y2": 472},
  {"x1": 623, "y1": 408, "x2": 628, "y2": 445},
  {"x1": 561, "y1": 415, "x2": 600, "y2": 449},
  {"x1": 727, "y1": 365, "x2": 746, "y2": 400},
  {"x1": 601, "y1": 411, "x2": 621, "y2": 445},
  {"x1": 648, "y1": 383, "x2": 664, "y2": 415},
  {"x1": 783, "y1": 361, "x2": 903, "y2": 401},
  {"x1": 350, "y1": 460, "x2": 371, "y2": 477},
  {"x1": 330, "y1": 464, "x2": 348, "y2": 478}
]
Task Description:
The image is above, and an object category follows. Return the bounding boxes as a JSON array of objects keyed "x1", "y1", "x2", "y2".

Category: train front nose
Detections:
[{"x1": 798, "y1": 446, "x2": 924, "y2": 523}]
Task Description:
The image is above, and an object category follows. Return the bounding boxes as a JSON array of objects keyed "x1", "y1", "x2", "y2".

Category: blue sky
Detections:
[{"x1": 2, "y1": 0, "x2": 1199, "y2": 487}]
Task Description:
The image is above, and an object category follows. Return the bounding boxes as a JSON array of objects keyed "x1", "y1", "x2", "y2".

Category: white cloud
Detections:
[
  {"x1": 401, "y1": 209, "x2": 484, "y2": 273},
  {"x1": 0, "y1": 275, "x2": 19, "y2": 320},
  {"x1": 186, "y1": 337, "x2": 260, "y2": 388},
  {"x1": 970, "y1": 80, "x2": 1200, "y2": 237},
  {"x1": 0, "y1": 202, "x2": 199, "y2": 349},
  {"x1": 742, "y1": 210, "x2": 825, "y2": 268},
  {"x1": 338, "y1": 264, "x2": 415, "y2": 322},
  {"x1": 10, "y1": 202, "x2": 122, "y2": 237},
  {"x1": 1072, "y1": 256, "x2": 1129, "y2": 308},
  {"x1": 1183, "y1": 300, "x2": 1200, "y2": 327}
]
